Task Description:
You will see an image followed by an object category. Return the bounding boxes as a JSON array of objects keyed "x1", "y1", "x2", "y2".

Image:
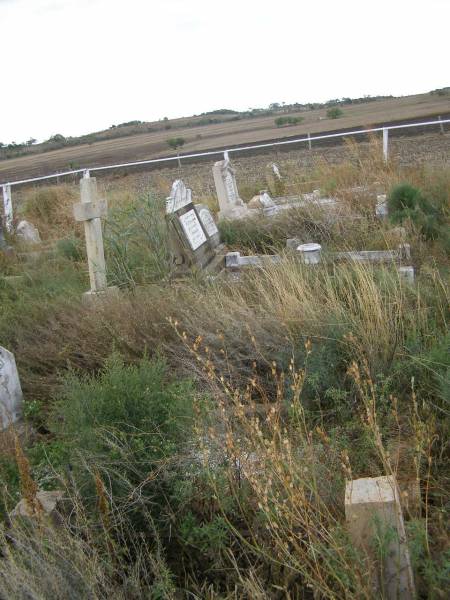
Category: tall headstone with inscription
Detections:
[
  {"x1": 212, "y1": 159, "x2": 249, "y2": 220},
  {"x1": 166, "y1": 180, "x2": 224, "y2": 272},
  {"x1": 0, "y1": 346, "x2": 23, "y2": 430}
]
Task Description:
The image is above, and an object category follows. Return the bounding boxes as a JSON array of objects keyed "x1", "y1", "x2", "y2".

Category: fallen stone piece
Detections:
[
  {"x1": 11, "y1": 490, "x2": 65, "y2": 527},
  {"x1": 225, "y1": 251, "x2": 281, "y2": 269}
]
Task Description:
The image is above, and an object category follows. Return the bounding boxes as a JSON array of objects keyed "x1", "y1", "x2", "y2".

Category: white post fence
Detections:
[
  {"x1": 0, "y1": 118, "x2": 448, "y2": 221},
  {"x1": 383, "y1": 128, "x2": 389, "y2": 163},
  {"x1": 2, "y1": 185, "x2": 13, "y2": 232}
]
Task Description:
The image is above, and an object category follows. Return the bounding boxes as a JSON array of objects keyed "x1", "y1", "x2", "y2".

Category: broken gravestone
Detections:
[
  {"x1": 265, "y1": 163, "x2": 285, "y2": 196},
  {"x1": 212, "y1": 158, "x2": 249, "y2": 220},
  {"x1": 166, "y1": 180, "x2": 224, "y2": 273},
  {"x1": 0, "y1": 346, "x2": 23, "y2": 430},
  {"x1": 16, "y1": 220, "x2": 41, "y2": 244}
]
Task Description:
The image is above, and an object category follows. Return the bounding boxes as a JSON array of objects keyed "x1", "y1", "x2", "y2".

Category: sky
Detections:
[{"x1": 1, "y1": 0, "x2": 449, "y2": 144}]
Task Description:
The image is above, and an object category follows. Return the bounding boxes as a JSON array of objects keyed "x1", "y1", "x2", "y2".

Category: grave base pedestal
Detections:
[{"x1": 82, "y1": 286, "x2": 120, "y2": 306}]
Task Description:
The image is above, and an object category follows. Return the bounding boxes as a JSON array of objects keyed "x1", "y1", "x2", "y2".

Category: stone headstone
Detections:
[
  {"x1": 16, "y1": 220, "x2": 41, "y2": 244},
  {"x1": 212, "y1": 159, "x2": 249, "y2": 220},
  {"x1": 166, "y1": 180, "x2": 224, "y2": 272},
  {"x1": 376, "y1": 194, "x2": 388, "y2": 217},
  {"x1": 0, "y1": 346, "x2": 23, "y2": 430},
  {"x1": 345, "y1": 476, "x2": 415, "y2": 599},
  {"x1": 195, "y1": 204, "x2": 221, "y2": 249},
  {"x1": 166, "y1": 179, "x2": 192, "y2": 214}
]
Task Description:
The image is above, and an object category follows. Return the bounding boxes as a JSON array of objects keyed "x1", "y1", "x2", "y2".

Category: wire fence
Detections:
[{"x1": 1, "y1": 116, "x2": 449, "y2": 232}]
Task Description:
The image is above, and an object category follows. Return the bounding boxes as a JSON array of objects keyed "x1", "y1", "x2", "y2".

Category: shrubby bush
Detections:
[
  {"x1": 327, "y1": 107, "x2": 343, "y2": 119},
  {"x1": 388, "y1": 183, "x2": 449, "y2": 247}
]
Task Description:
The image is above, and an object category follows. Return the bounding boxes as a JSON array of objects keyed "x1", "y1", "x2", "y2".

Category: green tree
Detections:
[
  {"x1": 327, "y1": 107, "x2": 343, "y2": 119},
  {"x1": 167, "y1": 137, "x2": 185, "y2": 150}
]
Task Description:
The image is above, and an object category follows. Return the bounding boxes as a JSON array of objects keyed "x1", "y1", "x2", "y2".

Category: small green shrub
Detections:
[
  {"x1": 275, "y1": 116, "x2": 304, "y2": 127},
  {"x1": 388, "y1": 183, "x2": 448, "y2": 243},
  {"x1": 327, "y1": 107, "x2": 343, "y2": 119},
  {"x1": 167, "y1": 137, "x2": 185, "y2": 150},
  {"x1": 51, "y1": 354, "x2": 196, "y2": 514},
  {"x1": 56, "y1": 237, "x2": 84, "y2": 261}
]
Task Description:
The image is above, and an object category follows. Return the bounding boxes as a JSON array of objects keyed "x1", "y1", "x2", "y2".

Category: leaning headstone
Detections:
[
  {"x1": 0, "y1": 346, "x2": 23, "y2": 430},
  {"x1": 16, "y1": 220, "x2": 41, "y2": 244},
  {"x1": 212, "y1": 159, "x2": 249, "y2": 220},
  {"x1": 345, "y1": 476, "x2": 415, "y2": 599},
  {"x1": 166, "y1": 180, "x2": 224, "y2": 272}
]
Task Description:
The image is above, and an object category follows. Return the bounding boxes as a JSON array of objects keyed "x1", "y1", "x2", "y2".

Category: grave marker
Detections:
[
  {"x1": 195, "y1": 204, "x2": 221, "y2": 248},
  {"x1": 0, "y1": 346, "x2": 23, "y2": 430},
  {"x1": 345, "y1": 476, "x2": 415, "y2": 599},
  {"x1": 166, "y1": 180, "x2": 224, "y2": 272},
  {"x1": 73, "y1": 177, "x2": 117, "y2": 301},
  {"x1": 212, "y1": 159, "x2": 249, "y2": 220}
]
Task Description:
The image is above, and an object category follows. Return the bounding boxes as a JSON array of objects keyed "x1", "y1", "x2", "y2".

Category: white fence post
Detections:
[
  {"x1": 223, "y1": 150, "x2": 229, "y2": 161},
  {"x1": 2, "y1": 185, "x2": 13, "y2": 233},
  {"x1": 437, "y1": 116, "x2": 445, "y2": 135},
  {"x1": 383, "y1": 128, "x2": 389, "y2": 163},
  {"x1": 307, "y1": 132, "x2": 312, "y2": 150}
]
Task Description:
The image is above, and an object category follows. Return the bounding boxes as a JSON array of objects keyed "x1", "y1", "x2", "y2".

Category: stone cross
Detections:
[
  {"x1": 73, "y1": 177, "x2": 115, "y2": 301},
  {"x1": 345, "y1": 476, "x2": 415, "y2": 599},
  {"x1": 0, "y1": 346, "x2": 23, "y2": 430},
  {"x1": 212, "y1": 159, "x2": 249, "y2": 220}
]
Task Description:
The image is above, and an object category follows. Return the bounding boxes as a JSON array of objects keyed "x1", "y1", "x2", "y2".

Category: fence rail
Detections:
[{"x1": 1, "y1": 117, "x2": 449, "y2": 232}]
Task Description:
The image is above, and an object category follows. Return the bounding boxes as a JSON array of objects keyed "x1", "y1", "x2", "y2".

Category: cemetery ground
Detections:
[{"x1": 0, "y1": 140, "x2": 449, "y2": 599}]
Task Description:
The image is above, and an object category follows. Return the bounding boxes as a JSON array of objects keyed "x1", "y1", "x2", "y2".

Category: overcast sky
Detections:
[{"x1": 1, "y1": 0, "x2": 449, "y2": 144}]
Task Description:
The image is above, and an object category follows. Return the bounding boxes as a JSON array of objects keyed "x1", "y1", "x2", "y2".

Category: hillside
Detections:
[{"x1": 1, "y1": 92, "x2": 449, "y2": 183}]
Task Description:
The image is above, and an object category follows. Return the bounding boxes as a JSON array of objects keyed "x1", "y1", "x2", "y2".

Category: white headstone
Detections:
[
  {"x1": 0, "y1": 346, "x2": 23, "y2": 429},
  {"x1": 197, "y1": 207, "x2": 218, "y2": 237},
  {"x1": 178, "y1": 209, "x2": 208, "y2": 251},
  {"x1": 16, "y1": 220, "x2": 41, "y2": 244},
  {"x1": 376, "y1": 194, "x2": 388, "y2": 217},
  {"x1": 166, "y1": 179, "x2": 192, "y2": 214},
  {"x1": 212, "y1": 159, "x2": 249, "y2": 220}
]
